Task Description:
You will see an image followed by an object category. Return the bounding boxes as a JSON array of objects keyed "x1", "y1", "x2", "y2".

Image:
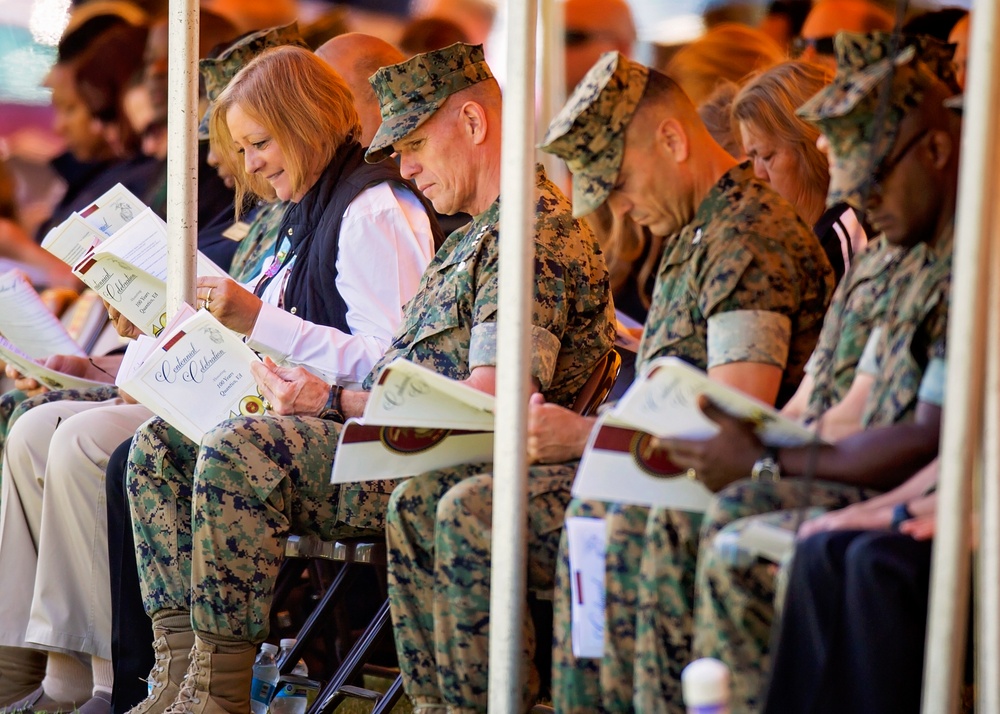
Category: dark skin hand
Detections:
[{"x1": 662, "y1": 395, "x2": 942, "y2": 493}]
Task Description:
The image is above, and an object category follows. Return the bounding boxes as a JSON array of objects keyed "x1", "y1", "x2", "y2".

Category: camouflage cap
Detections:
[
  {"x1": 197, "y1": 22, "x2": 309, "y2": 140},
  {"x1": 797, "y1": 31, "x2": 957, "y2": 210},
  {"x1": 365, "y1": 42, "x2": 493, "y2": 163},
  {"x1": 538, "y1": 52, "x2": 649, "y2": 218}
]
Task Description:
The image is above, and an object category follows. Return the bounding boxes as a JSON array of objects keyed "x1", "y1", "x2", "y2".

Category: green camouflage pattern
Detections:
[
  {"x1": 365, "y1": 42, "x2": 494, "y2": 163},
  {"x1": 682, "y1": 481, "x2": 878, "y2": 714},
  {"x1": 551, "y1": 162, "x2": 834, "y2": 711},
  {"x1": 796, "y1": 32, "x2": 957, "y2": 210},
  {"x1": 228, "y1": 200, "x2": 289, "y2": 283},
  {"x1": 386, "y1": 461, "x2": 575, "y2": 712},
  {"x1": 538, "y1": 52, "x2": 649, "y2": 218},
  {"x1": 803, "y1": 236, "x2": 904, "y2": 422},
  {"x1": 862, "y1": 225, "x2": 952, "y2": 428},
  {"x1": 197, "y1": 23, "x2": 309, "y2": 140},
  {"x1": 127, "y1": 414, "x2": 390, "y2": 641},
  {"x1": 365, "y1": 164, "x2": 616, "y2": 409},
  {"x1": 638, "y1": 162, "x2": 834, "y2": 407}
]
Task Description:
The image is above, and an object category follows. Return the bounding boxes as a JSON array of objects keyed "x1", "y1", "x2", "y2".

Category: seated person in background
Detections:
[
  {"x1": 655, "y1": 33, "x2": 960, "y2": 713},
  {"x1": 763, "y1": 458, "x2": 943, "y2": 714},
  {"x1": 35, "y1": 16, "x2": 162, "y2": 242},
  {"x1": 125, "y1": 41, "x2": 613, "y2": 714},
  {"x1": 531, "y1": 52, "x2": 834, "y2": 712},
  {"x1": 733, "y1": 60, "x2": 871, "y2": 281},
  {"x1": 0, "y1": 32, "x2": 440, "y2": 714},
  {"x1": 791, "y1": 0, "x2": 892, "y2": 68}
]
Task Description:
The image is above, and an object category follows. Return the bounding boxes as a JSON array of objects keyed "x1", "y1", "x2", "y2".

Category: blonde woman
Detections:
[{"x1": 732, "y1": 60, "x2": 870, "y2": 280}]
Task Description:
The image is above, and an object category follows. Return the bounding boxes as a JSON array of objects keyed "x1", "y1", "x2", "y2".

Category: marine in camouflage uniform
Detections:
[
  {"x1": 366, "y1": 44, "x2": 616, "y2": 714},
  {"x1": 531, "y1": 53, "x2": 834, "y2": 713},
  {"x1": 672, "y1": 33, "x2": 958, "y2": 714},
  {"x1": 130, "y1": 43, "x2": 614, "y2": 657}
]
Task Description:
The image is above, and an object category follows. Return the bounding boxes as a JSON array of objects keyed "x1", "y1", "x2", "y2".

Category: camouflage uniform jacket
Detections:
[
  {"x1": 804, "y1": 236, "x2": 905, "y2": 422},
  {"x1": 228, "y1": 200, "x2": 289, "y2": 283},
  {"x1": 364, "y1": 164, "x2": 616, "y2": 408},
  {"x1": 637, "y1": 162, "x2": 835, "y2": 406},
  {"x1": 862, "y1": 225, "x2": 953, "y2": 428}
]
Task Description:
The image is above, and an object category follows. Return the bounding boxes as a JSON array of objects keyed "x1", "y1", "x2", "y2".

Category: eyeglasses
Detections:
[
  {"x1": 870, "y1": 128, "x2": 929, "y2": 190},
  {"x1": 790, "y1": 36, "x2": 836, "y2": 57},
  {"x1": 565, "y1": 29, "x2": 616, "y2": 47}
]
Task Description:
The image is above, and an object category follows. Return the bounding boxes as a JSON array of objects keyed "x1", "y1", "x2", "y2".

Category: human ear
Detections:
[
  {"x1": 926, "y1": 129, "x2": 954, "y2": 170},
  {"x1": 657, "y1": 117, "x2": 689, "y2": 163},
  {"x1": 460, "y1": 101, "x2": 489, "y2": 146}
]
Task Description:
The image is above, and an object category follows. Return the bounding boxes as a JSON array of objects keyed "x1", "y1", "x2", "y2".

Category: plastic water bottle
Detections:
[
  {"x1": 250, "y1": 643, "x2": 280, "y2": 714},
  {"x1": 682, "y1": 658, "x2": 731, "y2": 714},
  {"x1": 279, "y1": 638, "x2": 309, "y2": 676}
]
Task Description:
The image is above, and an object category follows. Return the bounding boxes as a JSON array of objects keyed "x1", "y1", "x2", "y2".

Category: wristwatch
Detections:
[
  {"x1": 890, "y1": 502, "x2": 914, "y2": 532},
  {"x1": 317, "y1": 384, "x2": 345, "y2": 423},
  {"x1": 751, "y1": 447, "x2": 781, "y2": 483}
]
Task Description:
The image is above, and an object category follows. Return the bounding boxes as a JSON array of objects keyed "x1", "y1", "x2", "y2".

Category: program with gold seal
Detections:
[
  {"x1": 573, "y1": 357, "x2": 822, "y2": 511},
  {"x1": 116, "y1": 305, "x2": 264, "y2": 443}
]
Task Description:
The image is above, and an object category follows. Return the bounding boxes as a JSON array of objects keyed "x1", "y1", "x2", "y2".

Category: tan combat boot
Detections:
[
  {"x1": 162, "y1": 636, "x2": 254, "y2": 714},
  {"x1": 0, "y1": 647, "x2": 46, "y2": 707},
  {"x1": 128, "y1": 612, "x2": 195, "y2": 714}
]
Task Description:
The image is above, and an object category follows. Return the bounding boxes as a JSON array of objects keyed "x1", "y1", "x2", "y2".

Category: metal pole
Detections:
[
  {"x1": 488, "y1": 0, "x2": 537, "y2": 709},
  {"x1": 921, "y1": 0, "x2": 1000, "y2": 708},
  {"x1": 538, "y1": 0, "x2": 567, "y2": 188},
  {"x1": 165, "y1": 0, "x2": 199, "y2": 315},
  {"x1": 977, "y1": 185, "x2": 1000, "y2": 714}
]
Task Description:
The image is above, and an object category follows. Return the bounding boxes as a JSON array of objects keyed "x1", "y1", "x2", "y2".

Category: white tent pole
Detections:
[
  {"x1": 976, "y1": 181, "x2": 1000, "y2": 714},
  {"x1": 165, "y1": 0, "x2": 199, "y2": 315},
  {"x1": 488, "y1": 0, "x2": 538, "y2": 709},
  {"x1": 538, "y1": 0, "x2": 567, "y2": 187},
  {"x1": 921, "y1": 0, "x2": 1000, "y2": 709}
]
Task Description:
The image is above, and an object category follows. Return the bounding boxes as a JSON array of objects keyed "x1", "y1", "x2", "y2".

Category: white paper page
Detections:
[
  {"x1": 115, "y1": 335, "x2": 160, "y2": 384},
  {"x1": 78, "y1": 183, "x2": 147, "y2": 237},
  {"x1": 0, "y1": 270, "x2": 85, "y2": 358},
  {"x1": 572, "y1": 417, "x2": 714, "y2": 510},
  {"x1": 120, "y1": 310, "x2": 264, "y2": 443},
  {"x1": 567, "y1": 517, "x2": 607, "y2": 659},
  {"x1": 41, "y1": 214, "x2": 105, "y2": 266},
  {"x1": 363, "y1": 359, "x2": 495, "y2": 430},
  {"x1": 331, "y1": 420, "x2": 494, "y2": 483},
  {"x1": 609, "y1": 357, "x2": 818, "y2": 447},
  {"x1": 93, "y1": 208, "x2": 168, "y2": 279},
  {"x1": 0, "y1": 336, "x2": 106, "y2": 390}
]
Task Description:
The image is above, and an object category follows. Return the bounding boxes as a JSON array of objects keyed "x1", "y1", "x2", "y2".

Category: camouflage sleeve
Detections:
[
  {"x1": 706, "y1": 310, "x2": 792, "y2": 369},
  {"x1": 917, "y1": 356, "x2": 946, "y2": 407},
  {"x1": 466, "y1": 227, "x2": 567, "y2": 390},
  {"x1": 856, "y1": 326, "x2": 883, "y2": 376},
  {"x1": 469, "y1": 323, "x2": 562, "y2": 387}
]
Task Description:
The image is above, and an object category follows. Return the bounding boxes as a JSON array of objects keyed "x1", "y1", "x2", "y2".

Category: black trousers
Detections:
[
  {"x1": 107, "y1": 437, "x2": 155, "y2": 714},
  {"x1": 761, "y1": 529, "x2": 933, "y2": 714}
]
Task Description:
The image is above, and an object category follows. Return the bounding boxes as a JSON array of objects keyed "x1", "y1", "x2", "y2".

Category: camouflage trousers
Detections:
[
  {"x1": 386, "y1": 461, "x2": 575, "y2": 713},
  {"x1": 552, "y1": 498, "x2": 687, "y2": 713},
  {"x1": 681, "y1": 478, "x2": 878, "y2": 714},
  {"x1": 127, "y1": 414, "x2": 397, "y2": 643}
]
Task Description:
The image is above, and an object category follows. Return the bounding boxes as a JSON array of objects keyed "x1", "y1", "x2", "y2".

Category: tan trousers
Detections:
[{"x1": 0, "y1": 400, "x2": 152, "y2": 659}]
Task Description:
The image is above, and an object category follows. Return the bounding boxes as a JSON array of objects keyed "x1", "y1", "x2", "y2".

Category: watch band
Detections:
[
  {"x1": 751, "y1": 447, "x2": 781, "y2": 483},
  {"x1": 890, "y1": 502, "x2": 914, "y2": 532}
]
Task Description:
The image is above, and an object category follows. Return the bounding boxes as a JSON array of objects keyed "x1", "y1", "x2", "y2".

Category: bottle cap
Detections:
[
  {"x1": 280, "y1": 638, "x2": 297, "y2": 649},
  {"x1": 261, "y1": 643, "x2": 278, "y2": 654},
  {"x1": 681, "y1": 658, "x2": 730, "y2": 706}
]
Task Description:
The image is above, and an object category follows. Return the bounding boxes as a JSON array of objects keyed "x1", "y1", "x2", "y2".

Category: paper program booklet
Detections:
[
  {"x1": 71, "y1": 207, "x2": 228, "y2": 336},
  {"x1": 116, "y1": 306, "x2": 265, "y2": 443},
  {"x1": 573, "y1": 356, "x2": 821, "y2": 512},
  {"x1": 331, "y1": 359, "x2": 495, "y2": 485}
]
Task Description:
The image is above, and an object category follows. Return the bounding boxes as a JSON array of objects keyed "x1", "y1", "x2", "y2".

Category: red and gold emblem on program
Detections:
[
  {"x1": 380, "y1": 427, "x2": 451, "y2": 454},
  {"x1": 630, "y1": 431, "x2": 682, "y2": 476}
]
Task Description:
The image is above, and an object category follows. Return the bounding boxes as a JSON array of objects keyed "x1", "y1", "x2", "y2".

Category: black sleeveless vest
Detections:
[{"x1": 278, "y1": 140, "x2": 445, "y2": 331}]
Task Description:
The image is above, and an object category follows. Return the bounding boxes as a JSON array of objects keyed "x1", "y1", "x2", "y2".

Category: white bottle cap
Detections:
[
  {"x1": 280, "y1": 638, "x2": 297, "y2": 649},
  {"x1": 261, "y1": 643, "x2": 278, "y2": 654},
  {"x1": 681, "y1": 658, "x2": 730, "y2": 707}
]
